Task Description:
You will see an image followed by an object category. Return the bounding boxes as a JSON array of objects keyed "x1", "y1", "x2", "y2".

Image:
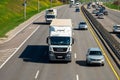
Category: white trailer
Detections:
[
  {"x1": 46, "y1": 19, "x2": 74, "y2": 62},
  {"x1": 45, "y1": 9, "x2": 57, "y2": 23}
]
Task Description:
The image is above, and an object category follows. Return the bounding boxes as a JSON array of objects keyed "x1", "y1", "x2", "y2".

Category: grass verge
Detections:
[{"x1": 0, "y1": 0, "x2": 62, "y2": 37}]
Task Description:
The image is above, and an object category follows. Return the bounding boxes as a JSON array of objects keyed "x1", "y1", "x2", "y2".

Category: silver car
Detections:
[
  {"x1": 113, "y1": 25, "x2": 120, "y2": 33},
  {"x1": 86, "y1": 48, "x2": 105, "y2": 66},
  {"x1": 79, "y1": 21, "x2": 88, "y2": 30}
]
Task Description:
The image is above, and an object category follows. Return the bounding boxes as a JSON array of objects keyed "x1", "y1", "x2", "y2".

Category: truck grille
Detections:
[{"x1": 53, "y1": 48, "x2": 67, "y2": 52}]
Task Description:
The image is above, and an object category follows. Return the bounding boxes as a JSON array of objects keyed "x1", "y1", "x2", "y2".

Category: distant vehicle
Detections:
[
  {"x1": 79, "y1": 21, "x2": 88, "y2": 30},
  {"x1": 92, "y1": 10, "x2": 99, "y2": 14},
  {"x1": 96, "y1": 12, "x2": 101, "y2": 16},
  {"x1": 98, "y1": 13, "x2": 104, "y2": 19},
  {"x1": 113, "y1": 25, "x2": 120, "y2": 33},
  {"x1": 70, "y1": 0, "x2": 75, "y2": 7},
  {"x1": 45, "y1": 9, "x2": 57, "y2": 23},
  {"x1": 103, "y1": 10, "x2": 108, "y2": 15},
  {"x1": 87, "y1": 2, "x2": 91, "y2": 9},
  {"x1": 76, "y1": 7, "x2": 80, "y2": 12},
  {"x1": 92, "y1": 2, "x2": 96, "y2": 8},
  {"x1": 87, "y1": 5, "x2": 91, "y2": 9},
  {"x1": 86, "y1": 48, "x2": 105, "y2": 66}
]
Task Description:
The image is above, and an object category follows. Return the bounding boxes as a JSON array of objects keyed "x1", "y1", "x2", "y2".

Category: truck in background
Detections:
[
  {"x1": 46, "y1": 19, "x2": 74, "y2": 62},
  {"x1": 45, "y1": 9, "x2": 57, "y2": 23},
  {"x1": 69, "y1": 0, "x2": 75, "y2": 7}
]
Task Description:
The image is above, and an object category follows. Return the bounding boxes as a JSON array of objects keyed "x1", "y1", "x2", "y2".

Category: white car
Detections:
[
  {"x1": 113, "y1": 25, "x2": 120, "y2": 33},
  {"x1": 86, "y1": 48, "x2": 105, "y2": 66},
  {"x1": 79, "y1": 21, "x2": 88, "y2": 30}
]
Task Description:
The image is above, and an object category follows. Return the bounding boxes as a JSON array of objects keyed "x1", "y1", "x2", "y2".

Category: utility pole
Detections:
[
  {"x1": 51, "y1": 0, "x2": 52, "y2": 8},
  {"x1": 38, "y1": 0, "x2": 40, "y2": 12},
  {"x1": 23, "y1": 0, "x2": 27, "y2": 19}
]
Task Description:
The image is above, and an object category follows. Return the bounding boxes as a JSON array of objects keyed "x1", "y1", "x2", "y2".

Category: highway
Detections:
[{"x1": 0, "y1": 5, "x2": 118, "y2": 80}]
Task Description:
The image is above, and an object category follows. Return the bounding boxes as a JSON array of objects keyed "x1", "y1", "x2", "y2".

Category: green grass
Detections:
[
  {"x1": 104, "y1": 2, "x2": 120, "y2": 11},
  {"x1": 0, "y1": 0, "x2": 62, "y2": 37}
]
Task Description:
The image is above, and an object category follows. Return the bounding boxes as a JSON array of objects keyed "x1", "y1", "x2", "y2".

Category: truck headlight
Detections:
[
  {"x1": 66, "y1": 53, "x2": 71, "y2": 58},
  {"x1": 49, "y1": 52, "x2": 54, "y2": 56},
  {"x1": 49, "y1": 47, "x2": 53, "y2": 51}
]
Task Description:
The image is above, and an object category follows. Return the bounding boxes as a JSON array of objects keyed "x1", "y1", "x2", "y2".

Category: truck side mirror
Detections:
[
  {"x1": 72, "y1": 38, "x2": 74, "y2": 44},
  {"x1": 46, "y1": 37, "x2": 49, "y2": 44}
]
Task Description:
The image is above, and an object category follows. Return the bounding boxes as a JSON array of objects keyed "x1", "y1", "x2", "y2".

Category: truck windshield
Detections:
[
  {"x1": 50, "y1": 37, "x2": 70, "y2": 45},
  {"x1": 46, "y1": 15, "x2": 55, "y2": 18}
]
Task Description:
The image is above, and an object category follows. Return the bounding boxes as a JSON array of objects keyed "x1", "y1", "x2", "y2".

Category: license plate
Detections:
[{"x1": 57, "y1": 56, "x2": 63, "y2": 58}]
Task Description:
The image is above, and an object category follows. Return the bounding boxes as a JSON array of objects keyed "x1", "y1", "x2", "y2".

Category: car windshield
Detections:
[
  {"x1": 50, "y1": 37, "x2": 70, "y2": 45},
  {"x1": 46, "y1": 15, "x2": 55, "y2": 18},
  {"x1": 89, "y1": 51, "x2": 102, "y2": 55},
  {"x1": 114, "y1": 25, "x2": 120, "y2": 29}
]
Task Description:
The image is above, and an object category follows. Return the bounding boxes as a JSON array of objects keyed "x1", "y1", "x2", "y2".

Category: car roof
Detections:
[
  {"x1": 89, "y1": 48, "x2": 101, "y2": 51},
  {"x1": 114, "y1": 25, "x2": 120, "y2": 27}
]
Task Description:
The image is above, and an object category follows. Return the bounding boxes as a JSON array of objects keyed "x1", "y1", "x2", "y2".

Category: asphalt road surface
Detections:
[{"x1": 0, "y1": 5, "x2": 118, "y2": 80}]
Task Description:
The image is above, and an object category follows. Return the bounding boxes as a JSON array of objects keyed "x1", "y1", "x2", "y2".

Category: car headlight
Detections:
[
  {"x1": 66, "y1": 53, "x2": 71, "y2": 58},
  {"x1": 101, "y1": 57, "x2": 104, "y2": 61}
]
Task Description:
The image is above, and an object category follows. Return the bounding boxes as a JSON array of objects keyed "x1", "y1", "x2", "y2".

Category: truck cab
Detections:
[{"x1": 45, "y1": 9, "x2": 57, "y2": 23}]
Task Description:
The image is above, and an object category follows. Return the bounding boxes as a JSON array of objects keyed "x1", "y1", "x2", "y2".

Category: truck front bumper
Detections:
[{"x1": 49, "y1": 52, "x2": 71, "y2": 62}]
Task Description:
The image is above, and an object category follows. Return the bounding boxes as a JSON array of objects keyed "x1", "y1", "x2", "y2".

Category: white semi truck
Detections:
[
  {"x1": 45, "y1": 9, "x2": 57, "y2": 23},
  {"x1": 69, "y1": 0, "x2": 75, "y2": 7},
  {"x1": 46, "y1": 19, "x2": 74, "y2": 62}
]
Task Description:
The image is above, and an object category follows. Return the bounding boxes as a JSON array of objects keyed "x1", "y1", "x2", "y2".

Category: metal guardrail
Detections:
[{"x1": 81, "y1": 6, "x2": 120, "y2": 61}]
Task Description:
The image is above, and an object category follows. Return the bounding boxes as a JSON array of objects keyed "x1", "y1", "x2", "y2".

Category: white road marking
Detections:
[
  {"x1": 35, "y1": 70, "x2": 39, "y2": 79},
  {"x1": 0, "y1": 48, "x2": 17, "y2": 52},
  {"x1": 0, "y1": 26, "x2": 40, "y2": 69},
  {"x1": 74, "y1": 53, "x2": 77, "y2": 59},
  {"x1": 76, "y1": 74, "x2": 79, "y2": 80},
  {"x1": 73, "y1": 32, "x2": 74, "y2": 35}
]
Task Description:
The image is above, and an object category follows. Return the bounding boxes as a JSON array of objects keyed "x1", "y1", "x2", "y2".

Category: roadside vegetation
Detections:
[
  {"x1": 103, "y1": 0, "x2": 120, "y2": 11},
  {"x1": 0, "y1": 0, "x2": 62, "y2": 37}
]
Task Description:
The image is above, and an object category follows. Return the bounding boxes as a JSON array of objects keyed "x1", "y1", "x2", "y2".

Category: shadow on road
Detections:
[
  {"x1": 33, "y1": 22, "x2": 50, "y2": 25},
  {"x1": 109, "y1": 32, "x2": 120, "y2": 39},
  {"x1": 76, "y1": 60, "x2": 102, "y2": 67},
  {"x1": 76, "y1": 60, "x2": 87, "y2": 67},
  {"x1": 73, "y1": 28, "x2": 80, "y2": 30},
  {"x1": 19, "y1": 45, "x2": 68, "y2": 64},
  {"x1": 19, "y1": 45, "x2": 49, "y2": 63},
  {"x1": 109, "y1": 32, "x2": 116, "y2": 34},
  {"x1": 116, "y1": 34, "x2": 120, "y2": 39}
]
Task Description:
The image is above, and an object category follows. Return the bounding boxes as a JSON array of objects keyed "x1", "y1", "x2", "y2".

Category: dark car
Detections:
[{"x1": 76, "y1": 7, "x2": 80, "y2": 12}]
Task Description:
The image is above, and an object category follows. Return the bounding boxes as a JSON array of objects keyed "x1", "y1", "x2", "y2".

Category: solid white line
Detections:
[
  {"x1": 0, "y1": 26, "x2": 40, "y2": 69},
  {"x1": 35, "y1": 70, "x2": 39, "y2": 79},
  {"x1": 74, "y1": 53, "x2": 77, "y2": 59},
  {"x1": 76, "y1": 74, "x2": 79, "y2": 80}
]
